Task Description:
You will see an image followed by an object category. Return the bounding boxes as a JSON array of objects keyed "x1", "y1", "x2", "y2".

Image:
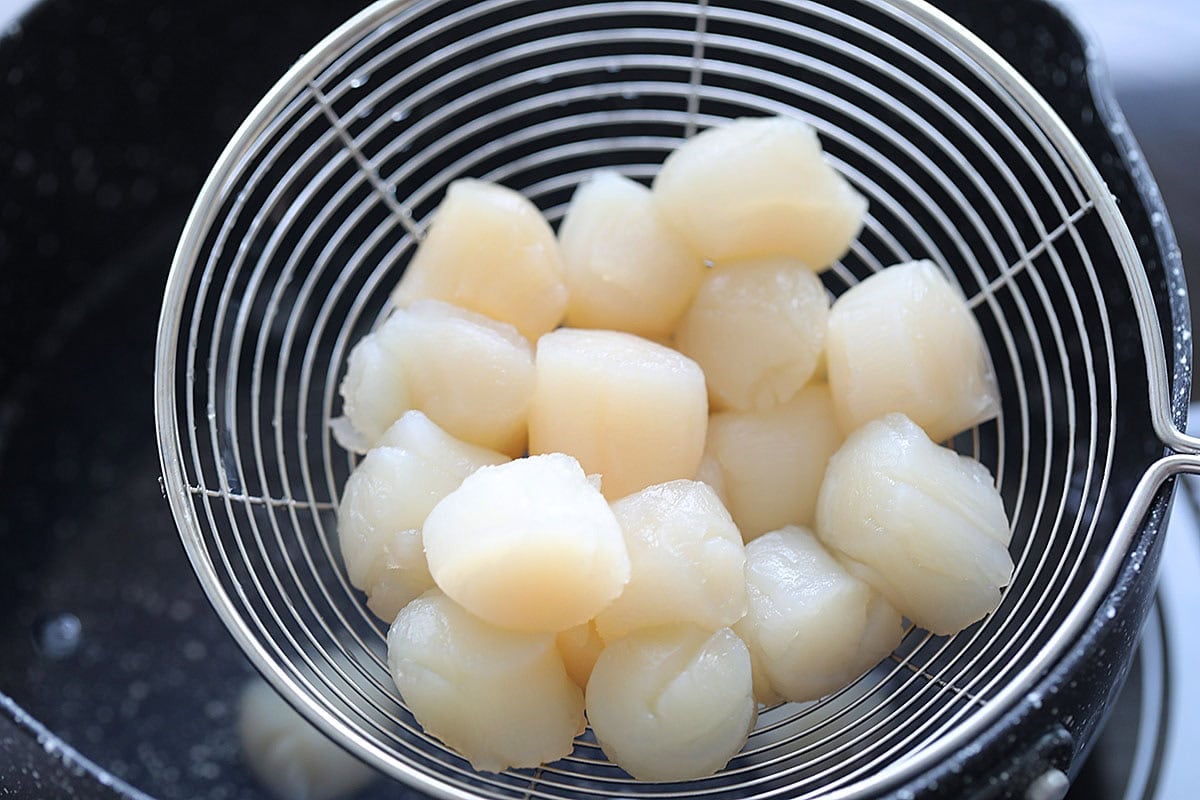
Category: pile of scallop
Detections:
[{"x1": 333, "y1": 116, "x2": 1013, "y2": 781}]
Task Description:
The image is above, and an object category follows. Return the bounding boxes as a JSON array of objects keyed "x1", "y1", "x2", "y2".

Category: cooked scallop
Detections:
[
  {"x1": 391, "y1": 179, "x2": 568, "y2": 341},
  {"x1": 556, "y1": 621, "x2": 606, "y2": 688},
  {"x1": 238, "y1": 677, "x2": 377, "y2": 800},
  {"x1": 595, "y1": 480, "x2": 747, "y2": 641},
  {"x1": 825, "y1": 260, "x2": 1000, "y2": 442},
  {"x1": 816, "y1": 413, "x2": 1014, "y2": 635},
  {"x1": 559, "y1": 171, "x2": 706, "y2": 338},
  {"x1": 733, "y1": 526, "x2": 904, "y2": 703},
  {"x1": 706, "y1": 384, "x2": 844, "y2": 540},
  {"x1": 675, "y1": 257, "x2": 829, "y2": 411},
  {"x1": 364, "y1": 528, "x2": 433, "y2": 623},
  {"x1": 585, "y1": 624, "x2": 755, "y2": 781},
  {"x1": 394, "y1": 300, "x2": 536, "y2": 457},
  {"x1": 652, "y1": 116, "x2": 867, "y2": 268},
  {"x1": 336, "y1": 411, "x2": 508, "y2": 612},
  {"x1": 422, "y1": 453, "x2": 631, "y2": 632},
  {"x1": 331, "y1": 322, "x2": 410, "y2": 453},
  {"x1": 387, "y1": 590, "x2": 584, "y2": 772},
  {"x1": 529, "y1": 328, "x2": 708, "y2": 500},
  {"x1": 694, "y1": 451, "x2": 729, "y2": 507}
]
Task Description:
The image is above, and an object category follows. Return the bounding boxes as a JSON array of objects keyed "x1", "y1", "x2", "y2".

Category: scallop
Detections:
[
  {"x1": 694, "y1": 450, "x2": 729, "y2": 507},
  {"x1": 394, "y1": 300, "x2": 536, "y2": 457},
  {"x1": 706, "y1": 384, "x2": 844, "y2": 541},
  {"x1": 336, "y1": 411, "x2": 508, "y2": 614},
  {"x1": 387, "y1": 590, "x2": 584, "y2": 772},
  {"x1": 595, "y1": 480, "x2": 747, "y2": 641},
  {"x1": 391, "y1": 179, "x2": 568, "y2": 341},
  {"x1": 652, "y1": 116, "x2": 867, "y2": 268},
  {"x1": 559, "y1": 171, "x2": 706, "y2": 338},
  {"x1": 816, "y1": 413, "x2": 1014, "y2": 635},
  {"x1": 238, "y1": 677, "x2": 377, "y2": 800},
  {"x1": 733, "y1": 526, "x2": 904, "y2": 703},
  {"x1": 528, "y1": 328, "x2": 708, "y2": 500},
  {"x1": 331, "y1": 323, "x2": 410, "y2": 453},
  {"x1": 675, "y1": 257, "x2": 830, "y2": 411},
  {"x1": 422, "y1": 453, "x2": 631, "y2": 632},
  {"x1": 556, "y1": 621, "x2": 606, "y2": 688},
  {"x1": 364, "y1": 528, "x2": 432, "y2": 624},
  {"x1": 333, "y1": 300, "x2": 535, "y2": 456},
  {"x1": 585, "y1": 624, "x2": 755, "y2": 781},
  {"x1": 825, "y1": 260, "x2": 1000, "y2": 442}
]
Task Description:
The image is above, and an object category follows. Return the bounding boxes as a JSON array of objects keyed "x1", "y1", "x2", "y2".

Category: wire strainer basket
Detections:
[{"x1": 154, "y1": 0, "x2": 1197, "y2": 797}]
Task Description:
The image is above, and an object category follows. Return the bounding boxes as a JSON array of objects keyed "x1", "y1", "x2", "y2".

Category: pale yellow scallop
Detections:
[
  {"x1": 652, "y1": 116, "x2": 867, "y2": 268},
  {"x1": 825, "y1": 260, "x2": 1000, "y2": 442},
  {"x1": 675, "y1": 257, "x2": 829, "y2": 411},
  {"x1": 392, "y1": 300, "x2": 536, "y2": 457},
  {"x1": 387, "y1": 590, "x2": 584, "y2": 773},
  {"x1": 559, "y1": 171, "x2": 705, "y2": 338},
  {"x1": 816, "y1": 413, "x2": 1014, "y2": 635},
  {"x1": 391, "y1": 179, "x2": 568, "y2": 341},
  {"x1": 529, "y1": 328, "x2": 708, "y2": 500},
  {"x1": 706, "y1": 384, "x2": 844, "y2": 541},
  {"x1": 595, "y1": 480, "x2": 747, "y2": 641},
  {"x1": 422, "y1": 453, "x2": 631, "y2": 633},
  {"x1": 733, "y1": 526, "x2": 904, "y2": 704},
  {"x1": 585, "y1": 624, "x2": 755, "y2": 781}
]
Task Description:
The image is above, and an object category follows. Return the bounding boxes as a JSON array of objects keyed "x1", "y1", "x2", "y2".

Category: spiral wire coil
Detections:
[{"x1": 155, "y1": 0, "x2": 1158, "y2": 797}]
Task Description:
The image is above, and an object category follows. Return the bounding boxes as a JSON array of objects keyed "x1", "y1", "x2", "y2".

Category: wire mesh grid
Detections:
[{"x1": 155, "y1": 0, "x2": 1158, "y2": 797}]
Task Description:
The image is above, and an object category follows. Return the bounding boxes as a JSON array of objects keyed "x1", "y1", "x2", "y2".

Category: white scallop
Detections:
[
  {"x1": 238, "y1": 677, "x2": 377, "y2": 800},
  {"x1": 585, "y1": 624, "x2": 755, "y2": 781},
  {"x1": 652, "y1": 116, "x2": 867, "y2": 269},
  {"x1": 559, "y1": 171, "x2": 705, "y2": 339},
  {"x1": 733, "y1": 526, "x2": 904, "y2": 703},
  {"x1": 825, "y1": 260, "x2": 1000, "y2": 442},
  {"x1": 336, "y1": 411, "x2": 508, "y2": 610},
  {"x1": 816, "y1": 413, "x2": 1014, "y2": 635},
  {"x1": 675, "y1": 257, "x2": 829, "y2": 411},
  {"x1": 387, "y1": 590, "x2": 584, "y2": 772},
  {"x1": 706, "y1": 384, "x2": 844, "y2": 540},
  {"x1": 332, "y1": 325, "x2": 409, "y2": 453},
  {"x1": 595, "y1": 480, "x2": 747, "y2": 641}
]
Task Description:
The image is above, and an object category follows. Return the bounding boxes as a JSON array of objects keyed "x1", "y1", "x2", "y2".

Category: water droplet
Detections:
[
  {"x1": 604, "y1": 60, "x2": 621, "y2": 74},
  {"x1": 1104, "y1": 606, "x2": 1116, "y2": 619},
  {"x1": 390, "y1": 108, "x2": 409, "y2": 123},
  {"x1": 33, "y1": 613, "x2": 83, "y2": 660},
  {"x1": 621, "y1": 89, "x2": 638, "y2": 100},
  {"x1": 357, "y1": 105, "x2": 374, "y2": 119},
  {"x1": 349, "y1": 74, "x2": 367, "y2": 89},
  {"x1": 1151, "y1": 211, "x2": 1164, "y2": 225}
]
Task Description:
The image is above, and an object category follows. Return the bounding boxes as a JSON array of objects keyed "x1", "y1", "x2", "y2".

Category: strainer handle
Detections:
[{"x1": 1118, "y1": 429, "x2": 1200, "y2": 547}]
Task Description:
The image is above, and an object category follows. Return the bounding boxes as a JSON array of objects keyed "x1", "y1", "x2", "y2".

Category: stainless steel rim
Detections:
[{"x1": 153, "y1": 0, "x2": 1196, "y2": 797}]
